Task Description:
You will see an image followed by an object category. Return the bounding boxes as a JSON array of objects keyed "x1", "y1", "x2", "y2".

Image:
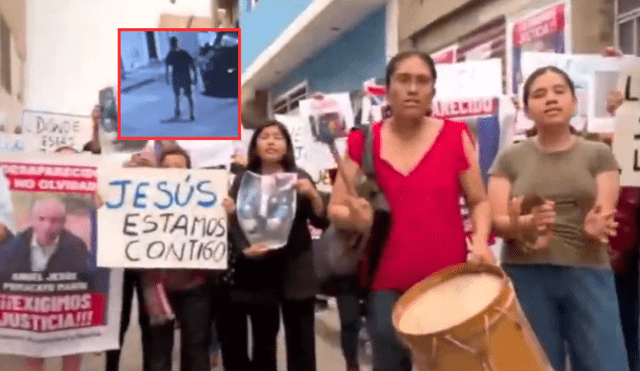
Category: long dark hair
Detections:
[
  {"x1": 247, "y1": 120, "x2": 296, "y2": 173},
  {"x1": 385, "y1": 51, "x2": 437, "y2": 116},
  {"x1": 523, "y1": 66, "x2": 578, "y2": 137},
  {"x1": 385, "y1": 51, "x2": 437, "y2": 89}
]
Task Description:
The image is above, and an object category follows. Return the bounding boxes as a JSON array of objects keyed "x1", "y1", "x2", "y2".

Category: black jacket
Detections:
[{"x1": 0, "y1": 228, "x2": 92, "y2": 274}]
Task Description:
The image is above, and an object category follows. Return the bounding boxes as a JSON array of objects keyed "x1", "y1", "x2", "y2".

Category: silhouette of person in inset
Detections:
[{"x1": 166, "y1": 36, "x2": 197, "y2": 121}]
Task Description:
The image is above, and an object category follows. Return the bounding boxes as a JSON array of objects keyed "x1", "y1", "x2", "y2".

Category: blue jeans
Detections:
[
  {"x1": 366, "y1": 291, "x2": 412, "y2": 371},
  {"x1": 334, "y1": 276, "x2": 363, "y2": 367},
  {"x1": 504, "y1": 264, "x2": 629, "y2": 371}
]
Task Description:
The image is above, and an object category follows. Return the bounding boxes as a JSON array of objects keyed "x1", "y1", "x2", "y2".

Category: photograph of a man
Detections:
[
  {"x1": 0, "y1": 198, "x2": 92, "y2": 274},
  {"x1": 166, "y1": 36, "x2": 197, "y2": 121}
]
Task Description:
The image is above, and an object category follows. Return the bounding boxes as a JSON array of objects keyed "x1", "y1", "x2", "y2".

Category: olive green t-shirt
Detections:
[{"x1": 489, "y1": 137, "x2": 619, "y2": 269}]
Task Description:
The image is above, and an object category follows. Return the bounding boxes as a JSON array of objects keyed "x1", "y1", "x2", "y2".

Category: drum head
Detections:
[{"x1": 397, "y1": 272, "x2": 503, "y2": 335}]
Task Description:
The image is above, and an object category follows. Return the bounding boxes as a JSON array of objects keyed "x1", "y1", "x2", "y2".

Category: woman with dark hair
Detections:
[
  {"x1": 217, "y1": 121, "x2": 328, "y2": 371},
  {"x1": 488, "y1": 66, "x2": 628, "y2": 371},
  {"x1": 328, "y1": 51, "x2": 494, "y2": 371}
]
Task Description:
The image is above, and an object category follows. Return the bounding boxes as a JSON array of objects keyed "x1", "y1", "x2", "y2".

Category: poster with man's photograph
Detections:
[
  {"x1": 298, "y1": 93, "x2": 355, "y2": 170},
  {"x1": 0, "y1": 155, "x2": 121, "y2": 358}
]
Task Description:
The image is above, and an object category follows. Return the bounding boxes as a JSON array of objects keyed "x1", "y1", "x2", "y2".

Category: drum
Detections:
[{"x1": 392, "y1": 263, "x2": 552, "y2": 371}]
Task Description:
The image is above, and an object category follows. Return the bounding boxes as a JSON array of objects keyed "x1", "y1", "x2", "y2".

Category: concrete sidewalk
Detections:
[
  {"x1": 121, "y1": 61, "x2": 165, "y2": 93},
  {"x1": 119, "y1": 76, "x2": 238, "y2": 138}
]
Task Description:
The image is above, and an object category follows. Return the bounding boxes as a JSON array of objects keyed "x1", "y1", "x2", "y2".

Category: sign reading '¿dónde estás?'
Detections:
[{"x1": 22, "y1": 111, "x2": 93, "y2": 153}]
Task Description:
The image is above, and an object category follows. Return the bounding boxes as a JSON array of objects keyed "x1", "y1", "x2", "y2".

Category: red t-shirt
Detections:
[{"x1": 348, "y1": 119, "x2": 471, "y2": 293}]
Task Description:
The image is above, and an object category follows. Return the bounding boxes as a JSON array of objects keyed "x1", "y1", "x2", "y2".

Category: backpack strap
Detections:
[
  {"x1": 353, "y1": 123, "x2": 392, "y2": 291},
  {"x1": 357, "y1": 123, "x2": 389, "y2": 212},
  {"x1": 360, "y1": 124, "x2": 375, "y2": 182}
]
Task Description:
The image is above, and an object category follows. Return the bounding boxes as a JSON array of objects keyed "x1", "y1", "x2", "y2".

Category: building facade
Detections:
[
  {"x1": 617, "y1": 0, "x2": 640, "y2": 55},
  {"x1": 240, "y1": 0, "x2": 630, "y2": 126},
  {"x1": 25, "y1": 0, "x2": 214, "y2": 116},
  {"x1": 0, "y1": 0, "x2": 25, "y2": 133},
  {"x1": 399, "y1": 0, "x2": 619, "y2": 94},
  {"x1": 240, "y1": 0, "x2": 396, "y2": 127}
]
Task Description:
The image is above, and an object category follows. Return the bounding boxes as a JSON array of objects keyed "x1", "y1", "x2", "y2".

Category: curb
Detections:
[{"x1": 121, "y1": 78, "x2": 157, "y2": 93}]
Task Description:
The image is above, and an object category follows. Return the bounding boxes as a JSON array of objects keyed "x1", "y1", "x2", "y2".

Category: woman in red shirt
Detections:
[{"x1": 328, "y1": 51, "x2": 494, "y2": 371}]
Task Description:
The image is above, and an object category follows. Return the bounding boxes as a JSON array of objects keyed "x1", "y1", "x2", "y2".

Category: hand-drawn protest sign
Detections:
[
  {"x1": 22, "y1": 111, "x2": 94, "y2": 153},
  {"x1": 435, "y1": 59, "x2": 503, "y2": 99},
  {"x1": 97, "y1": 167, "x2": 228, "y2": 269},
  {"x1": 612, "y1": 65, "x2": 640, "y2": 187},
  {"x1": 0, "y1": 154, "x2": 122, "y2": 358},
  {"x1": 276, "y1": 113, "x2": 309, "y2": 165}
]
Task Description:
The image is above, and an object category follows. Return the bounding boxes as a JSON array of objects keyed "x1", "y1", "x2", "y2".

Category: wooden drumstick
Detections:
[{"x1": 327, "y1": 140, "x2": 357, "y2": 197}]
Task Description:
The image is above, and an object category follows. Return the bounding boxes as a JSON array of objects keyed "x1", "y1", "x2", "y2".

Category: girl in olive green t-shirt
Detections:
[{"x1": 488, "y1": 66, "x2": 628, "y2": 371}]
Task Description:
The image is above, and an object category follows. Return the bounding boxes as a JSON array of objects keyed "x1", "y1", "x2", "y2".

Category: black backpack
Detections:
[{"x1": 313, "y1": 124, "x2": 392, "y2": 289}]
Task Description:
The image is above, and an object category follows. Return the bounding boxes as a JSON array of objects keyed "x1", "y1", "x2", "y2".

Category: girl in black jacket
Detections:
[{"x1": 218, "y1": 120, "x2": 328, "y2": 371}]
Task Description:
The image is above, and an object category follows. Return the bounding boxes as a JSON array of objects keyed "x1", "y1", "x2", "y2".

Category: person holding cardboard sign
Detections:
[
  {"x1": 488, "y1": 66, "x2": 628, "y2": 371},
  {"x1": 141, "y1": 146, "x2": 214, "y2": 371}
]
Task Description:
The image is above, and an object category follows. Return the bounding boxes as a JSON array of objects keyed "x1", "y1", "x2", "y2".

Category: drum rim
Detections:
[{"x1": 392, "y1": 263, "x2": 510, "y2": 338}]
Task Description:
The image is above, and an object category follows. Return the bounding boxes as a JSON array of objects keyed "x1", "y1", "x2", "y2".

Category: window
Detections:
[
  {"x1": 0, "y1": 15, "x2": 11, "y2": 95},
  {"x1": 617, "y1": 0, "x2": 640, "y2": 57},
  {"x1": 273, "y1": 82, "x2": 309, "y2": 115},
  {"x1": 619, "y1": 19, "x2": 634, "y2": 55},
  {"x1": 618, "y1": 13, "x2": 640, "y2": 56},
  {"x1": 619, "y1": 0, "x2": 639, "y2": 16}
]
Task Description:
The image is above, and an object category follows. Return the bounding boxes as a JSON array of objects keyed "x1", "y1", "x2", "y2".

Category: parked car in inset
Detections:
[{"x1": 201, "y1": 33, "x2": 239, "y2": 98}]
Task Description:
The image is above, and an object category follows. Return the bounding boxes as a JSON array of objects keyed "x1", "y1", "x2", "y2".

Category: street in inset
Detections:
[{"x1": 118, "y1": 29, "x2": 239, "y2": 139}]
